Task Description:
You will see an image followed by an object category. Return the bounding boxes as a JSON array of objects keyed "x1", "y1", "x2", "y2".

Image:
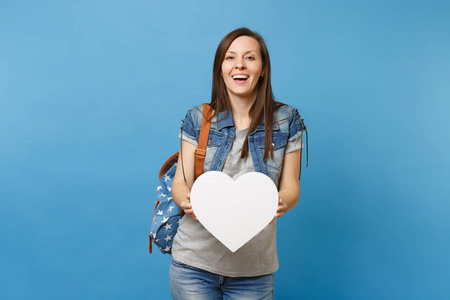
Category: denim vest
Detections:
[{"x1": 181, "y1": 104, "x2": 306, "y2": 187}]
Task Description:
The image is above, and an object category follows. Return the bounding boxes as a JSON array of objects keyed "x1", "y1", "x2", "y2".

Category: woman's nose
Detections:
[{"x1": 235, "y1": 58, "x2": 246, "y2": 69}]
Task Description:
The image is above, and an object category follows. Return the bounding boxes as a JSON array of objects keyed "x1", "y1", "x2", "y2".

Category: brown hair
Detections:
[{"x1": 210, "y1": 27, "x2": 282, "y2": 160}]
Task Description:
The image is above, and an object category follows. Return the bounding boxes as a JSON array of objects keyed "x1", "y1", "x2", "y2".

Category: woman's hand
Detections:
[
  {"x1": 179, "y1": 193, "x2": 198, "y2": 221},
  {"x1": 270, "y1": 197, "x2": 288, "y2": 224},
  {"x1": 275, "y1": 198, "x2": 288, "y2": 218}
]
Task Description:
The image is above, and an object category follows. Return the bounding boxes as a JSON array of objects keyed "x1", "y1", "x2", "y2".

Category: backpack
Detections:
[{"x1": 149, "y1": 104, "x2": 212, "y2": 254}]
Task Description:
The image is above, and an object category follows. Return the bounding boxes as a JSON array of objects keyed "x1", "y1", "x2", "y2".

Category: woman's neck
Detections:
[{"x1": 228, "y1": 94, "x2": 256, "y2": 130}]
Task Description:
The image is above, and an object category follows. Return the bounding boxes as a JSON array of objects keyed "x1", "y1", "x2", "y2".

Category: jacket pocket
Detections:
[
  {"x1": 207, "y1": 131, "x2": 225, "y2": 147},
  {"x1": 258, "y1": 133, "x2": 289, "y2": 169},
  {"x1": 204, "y1": 131, "x2": 225, "y2": 171}
]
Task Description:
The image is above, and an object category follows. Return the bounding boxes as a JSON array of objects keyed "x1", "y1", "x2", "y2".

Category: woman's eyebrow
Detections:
[{"x1": 227, "y1": 50, "x2": 257, "y2": 54}]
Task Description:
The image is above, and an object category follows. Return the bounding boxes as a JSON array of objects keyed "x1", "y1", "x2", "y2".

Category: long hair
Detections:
[{"x1": 210, "y1": 27, "x2": 282, "y2": 160}]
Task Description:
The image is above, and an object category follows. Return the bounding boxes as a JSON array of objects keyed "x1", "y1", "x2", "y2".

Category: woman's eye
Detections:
[
  {"x1": 226, "y1": 56, "x2": 234, "y2": 60},
  {"x1": 246, "y1": 56, "x2": 255, "y2": 60}
]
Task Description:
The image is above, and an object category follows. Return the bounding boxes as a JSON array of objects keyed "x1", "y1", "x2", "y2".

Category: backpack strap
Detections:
[{"x1": 194, "y1": 104, "x2": 212, "y2": 179}]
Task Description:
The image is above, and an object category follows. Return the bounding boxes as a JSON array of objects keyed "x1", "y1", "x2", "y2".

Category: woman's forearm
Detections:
[
  {"x1": 278, "y1": 186, "x2": 300, "y2": 212},
  {"x1": 171, "y1": 181, "x2": 191, "y2": 208}
]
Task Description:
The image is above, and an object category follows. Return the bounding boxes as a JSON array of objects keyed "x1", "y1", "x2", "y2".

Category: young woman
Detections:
[{"x1": 170, "y1": 27, "x2": 306, "y2": 300}]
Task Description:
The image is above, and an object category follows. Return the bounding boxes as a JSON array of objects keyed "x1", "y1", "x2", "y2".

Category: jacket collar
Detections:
[
  {"x1": 251, "y1": 122, "x2": 279, "y2": 135},
  {"x1": 215, "y1": 109, "x2": 279, "y2": 133},
  {"x1": 216, "y1": 110, "x2": 235, "y2": 130}
]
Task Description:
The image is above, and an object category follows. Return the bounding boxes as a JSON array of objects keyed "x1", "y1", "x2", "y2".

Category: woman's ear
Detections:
[{"x1": 261, "y1": 70, "x2": 264, "y2": 77}]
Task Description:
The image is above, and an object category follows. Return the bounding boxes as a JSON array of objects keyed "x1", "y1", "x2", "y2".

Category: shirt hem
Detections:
[{"x1": 172, "y1": 253, "x2": 279, "y2": 278}]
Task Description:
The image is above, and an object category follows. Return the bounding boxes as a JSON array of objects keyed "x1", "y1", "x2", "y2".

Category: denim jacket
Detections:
[{"x1": 181, "y1": 104, "x2": 306, "y2": 187}]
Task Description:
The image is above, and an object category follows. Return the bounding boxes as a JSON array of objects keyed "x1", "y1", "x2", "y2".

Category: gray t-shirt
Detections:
[{"x1": 171, "y1": 128, "x2": 303, "y2": 277}]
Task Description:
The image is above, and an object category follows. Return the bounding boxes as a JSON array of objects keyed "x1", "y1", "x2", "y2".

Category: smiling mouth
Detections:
[{"x1": 232, "y1": 74, "x2": 249, "y2": 82}]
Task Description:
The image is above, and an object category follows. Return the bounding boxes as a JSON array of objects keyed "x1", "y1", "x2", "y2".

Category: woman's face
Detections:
[{"x1": 221, "y1": 36, "x2": 264, "y2": 102}]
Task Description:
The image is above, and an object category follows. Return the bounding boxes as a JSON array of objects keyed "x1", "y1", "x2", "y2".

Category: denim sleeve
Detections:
[
  {"x1": 288, "y1": 109, "x2": 306, "y2": 142},
  {"x1": 180, "y1": 108, "x2": 198, "y2": 142}
]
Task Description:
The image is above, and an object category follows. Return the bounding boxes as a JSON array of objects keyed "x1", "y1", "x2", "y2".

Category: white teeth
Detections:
[{"x1": 232, "y1": 75, "x2": 249, "y2": 79}]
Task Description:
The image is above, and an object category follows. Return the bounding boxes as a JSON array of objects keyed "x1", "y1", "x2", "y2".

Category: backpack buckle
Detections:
[{"x1": 194, "y1": 148, "x2": 206, "y2": 158}]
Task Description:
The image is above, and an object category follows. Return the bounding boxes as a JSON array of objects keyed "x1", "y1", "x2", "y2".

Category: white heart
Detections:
[{"x1": 190, "y1": 171, "x2": 279, "y2": 252}]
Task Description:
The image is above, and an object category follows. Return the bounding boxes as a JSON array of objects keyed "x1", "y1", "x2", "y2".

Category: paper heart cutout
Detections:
[{"x1": 190, "y1": 171, "x2": 278, "y2": 252}]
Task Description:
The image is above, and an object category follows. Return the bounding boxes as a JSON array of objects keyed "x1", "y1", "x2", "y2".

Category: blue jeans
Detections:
[{"x1": 170, "y1": 259, "x2": 274, "y2": 300}]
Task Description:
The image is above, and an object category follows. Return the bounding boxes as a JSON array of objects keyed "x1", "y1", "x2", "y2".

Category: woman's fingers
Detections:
[
  {"x1": 270, "y1": 198, "x2": 287, "y2": 224},
  {"x1": 181, "y1": 193, "x2": 198, "y2": 221},
  {"x1": 275, "y1": 198, "x2": 287, "y2": 218},
  {"x1": 180, "y1": 201, "x2": 192, "y2": 210}
]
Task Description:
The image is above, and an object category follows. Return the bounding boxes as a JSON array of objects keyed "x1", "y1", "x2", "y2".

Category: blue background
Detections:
[{"x1": 1, "y1": 0, "x2": 449, "y2": 299}]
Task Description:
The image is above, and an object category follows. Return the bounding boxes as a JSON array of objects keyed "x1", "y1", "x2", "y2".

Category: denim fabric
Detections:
[
  {"x1": 170, "y1": 259, "x2": 274, "y2": 300},
  {"x1": 181, "y1": 104, "x2": 305, "y2": 186}
]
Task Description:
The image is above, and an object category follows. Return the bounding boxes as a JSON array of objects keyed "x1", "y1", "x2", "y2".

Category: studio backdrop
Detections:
[{"x1": 1, "y1": 0, "x2": 449, "y2": 299}]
